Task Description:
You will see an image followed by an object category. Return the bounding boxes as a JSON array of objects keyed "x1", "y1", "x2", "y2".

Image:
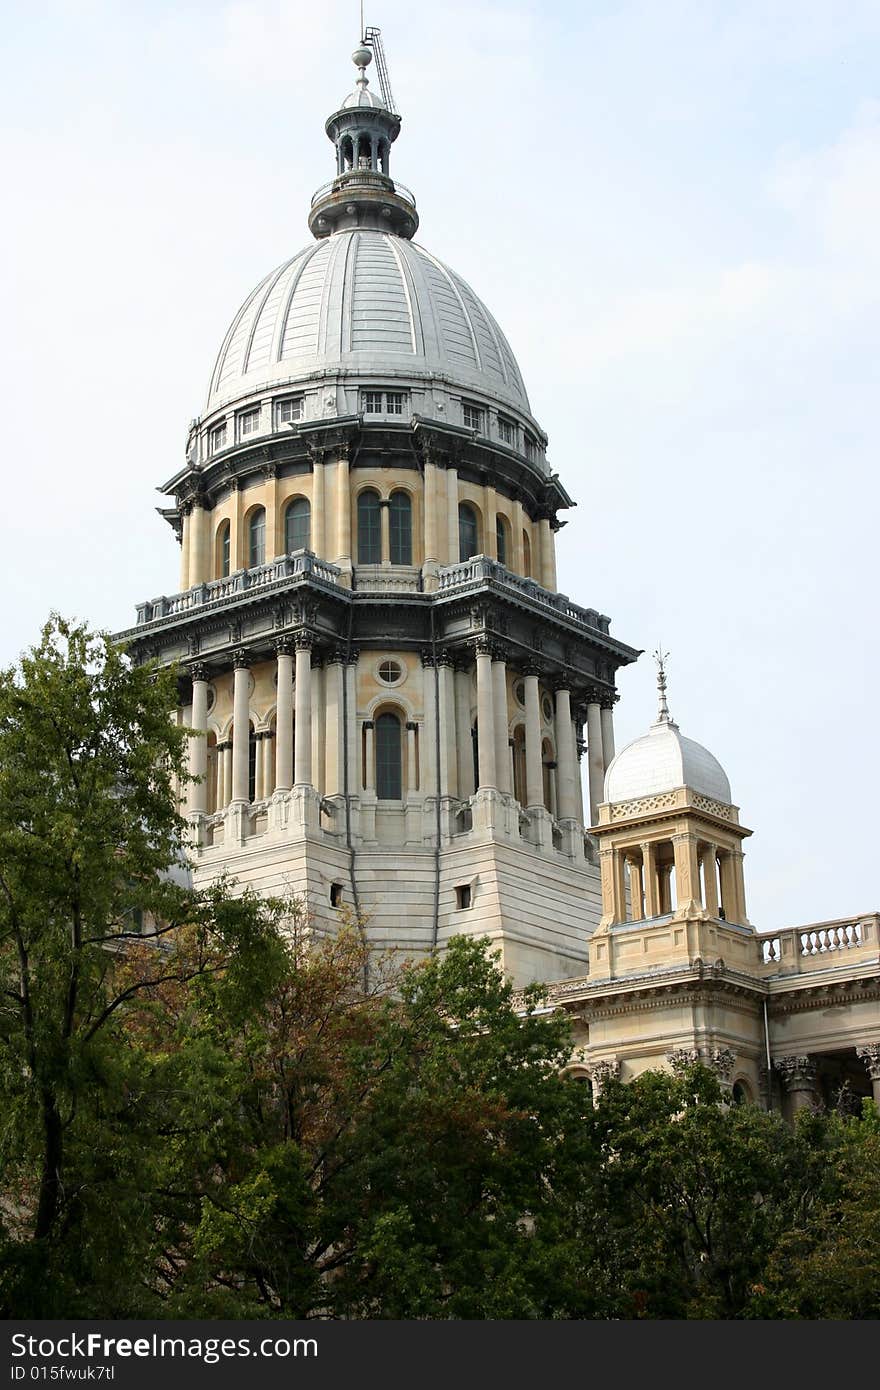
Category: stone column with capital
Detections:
[
  {"x1": 553, "y1": 685, "x2": 577, "y2": 822},
  {"x1": 423, "y1": 457, "x2": 439, "y2": 588},
  {"x1": 187, "y1": 663, "x2": 209, "y2": 815},
  {"x1": 492, "y1": 650, "x2": 512, "y2": 794},
  {"x1": 405, "y1": 721, "x2": 419, "y2": 796},
  {"x1": 856, "y1": 1044, "x2": 880, "y2": 1109},
  {"x1": 336, "y1": 451, "x2": 351, "y2": 579},
  {"x1": 294, "y1": 634, "x2": 313, "y2": 786},
  {"x1": 702, "y1": 844, "x2": 720, "y2": 917},
  {"x1": 446, "y1": 467, "x2": 459, "y2": 565},
  {"x1": 231, "y1": 652, "x2": 251, "y2": 804},
  {"x1": 438, "y1": 653, "x2": 457, "y2": 799},
  {"x1": 474, "y1": 641, "x2": 497, "y2": 790},
  {"x1": 362, "y1": 720, "x2": 375, "y2": 793},
  {"x1": 189, "y1": 502, "x2": 211, "y2": 586},
  {"x1": 311, "y1": 456, "x2": 326, "y2": 559},
  {"x1": 421, "y1": 651, "x2": 438, "y2": 798},
  {"x1": 599, "y1": 691, "x2": 617, "y2": 769},
  {"x1": 775, "y1": 1055, "x2": 820, "y2": 1113},
  {"x1": 585, "y1": 695, "x2": 604, "y2": 826},
  {"x1": 379, "y1": 497, "x2": 391, "y2": 565},
  {"x1": 523, "y1": 670, "x2": 543, "y2": 809},
  {"x1": 641, "y1": 840, "x2": 660, "y2": 917},
  {"x1": 672, "y1": 832, "x2": 702, "y2": 915},
  {"x1": 538, "y1": 516, "x2": 556, "y2": 591},
  {"x1": 274, "y1": 641, "x2": 294, "y2": 792},
  {"x1": 179, "y1": 504, "x2": 192, "y2": 591},
  {"x1": 454, "y1": 663, "x2": 475, "y2": 799},
  {"x1": 627, "y1": 854, "x2": 643, "y2": 921}
]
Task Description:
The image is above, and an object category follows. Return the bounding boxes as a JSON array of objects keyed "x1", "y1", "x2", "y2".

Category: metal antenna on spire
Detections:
[
  {"x1": 363, "y1": 24, "x2": 397, "y2": 114},
  {"x1": 653, "y1": 645, "x2": 672, "y2": 723}
]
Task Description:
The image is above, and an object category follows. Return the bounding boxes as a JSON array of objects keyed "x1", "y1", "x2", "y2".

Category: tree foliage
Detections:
[{"x1": 1, "y1": 617, "x2": 878, "y2": 1320}]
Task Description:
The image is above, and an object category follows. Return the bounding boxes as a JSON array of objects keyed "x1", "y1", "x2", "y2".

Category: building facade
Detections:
[{"x1": 118, "y1": 41, "x2": 879, "y2": 1116}]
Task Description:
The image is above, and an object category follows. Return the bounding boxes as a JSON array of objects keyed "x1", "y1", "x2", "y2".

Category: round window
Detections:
[
  {"x1": 542, "y1": 695, "x2": 554, "y2": 723},
  {"x1": 206, "y1": 684, "x2": 216, "y2": 713},
  {"x1": 377, "y1": 660, "x2": 404, "y2": 686},
  {"x1": 514, "y1": 681, "x2": 525, "y2": 707}
]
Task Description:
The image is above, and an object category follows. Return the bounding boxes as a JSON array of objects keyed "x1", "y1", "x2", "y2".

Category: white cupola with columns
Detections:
[{"x1": 592, "y1": 653, "x2": 752, "y2": 939}]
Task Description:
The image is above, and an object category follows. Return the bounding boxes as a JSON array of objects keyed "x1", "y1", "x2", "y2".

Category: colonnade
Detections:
[
  {"x1": 186, "y1": 638, "x2": 606, "y2": 835},
  {"x1": 602, "y1": 833, "x2": 748, "y2": 926}
]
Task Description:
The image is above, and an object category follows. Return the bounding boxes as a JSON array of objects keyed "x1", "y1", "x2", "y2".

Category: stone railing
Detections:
[
  {"x1": 135, "y1": 551, "x2": 341, "y2": 625},
  {"x1": 310, "y1": 175, "x2": 417, "y2": 209},
  {"x1": 760, "y1": 914, "x2": 878, "y2": 971},
  {"x1": 353, "y1": 564, "x2": 423, "y2": 594},
  {"x1": 437, "y1": 558, "x2": 611, "y2": 634}
]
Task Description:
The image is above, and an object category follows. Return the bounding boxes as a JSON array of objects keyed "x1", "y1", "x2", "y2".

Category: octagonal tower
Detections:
[{"x1": 119, "y1": 41, "x2": 639, "y2": 987}]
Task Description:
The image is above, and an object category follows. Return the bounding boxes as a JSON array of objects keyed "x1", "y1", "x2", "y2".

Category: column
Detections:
[
  {"x1": 658, "y1": 859, "x2": 673, "y2": 914},
  {"x1": 574, "y1": 725, "x2": 586, "y2": 825},
  {"x1": 423, "y1": 458, "x2": 439, "y2": 566},
  {"x1": 294, "y1": 635, "x2": 313, "y2": 786},
  {"x1": 554, "y1": 686, "x2": 577, "y2": 821},
  {"x1": 856, "y1": 1045, "x2": 880, "y2": 1109},
  {"x1": 774, "y1": 1056, "x2": 820, "y2": 1114},
  {"x1": 492, "y1": 651, "x2": 511, "y2": 794},
  {"x1": 253, "y1": 733, "x2": 264, "y2": 801},
  {"x1": 524, "y1": 670, "x2": 543, "y2": 809},
  {"x1": 641, "y1": 841, "x2": 660, "y2": 917},
  {"x1": 730, "y1": 847, "x2": 748, "y2": 924},
  {"x1": 363, "y1": 720, "x2": 375, "y2": 793},
  {"x1": 672, "y1": 832, "x2": 702, "y2": 911},
  {"x1": 585, "y1": 696, "x2": 604, "y2": 826},
  {"x1": 379, "y1": 498, "x2": 391, "y2": 565},
  {"x1": 538, "y1": 516, "x2": 556, "y2": 590},
  {"x1": 421, "y1": 653, "x2": 438, "y2": 797},
  {"x1": 189, "y1": 502, "x2": 210, "y2": 586},
  {"x1": 323, "y1": 651, "x2": 345, "y2": 796},
  {"x1": 438, "y1": 654, "x2": 457, "y2": 797},
  {"x1": 274, "y1": 641, "x2": 293, "y2": 792},
  {"x1": 345, "y1": 653, "x2": 359, "y2": 796},
  {"x1": 600, "y1": 693, "x2": 616, "y2": 767},
  {"x1": 446, "y1": 467, "x2": 459, "y2": 564},
  {"x1": 311, "y1": 658, "x2": 325, "y2": 795},
  {"x1": 220, "y1": 741, "x2": 232, "y2": 808},
  {"x1": 483, "y1": 479, "x2": 497, "y2": 560},
  {"x1": 188, "y1": 664, "x2": 209, "y2": 814},
  {"x1": 231, "y1": 652, "x2": 250, "y2": 803},
  {"x1": 702, "y1": 844, "x2": 720, "y2": 917},
  {"x1": 264, "y1": 466, "x2": 279, "y2": 559},
  {"x1": 475, "y1": 641, "x2": 496, "y2": 789},
  {"x1": 454, "y1": 664, "x2": 474, "y2": 798},
  {"x1": 627, "y1": 854, "x2": 643, "y2": 921},
  {"x1": 512, "y1": 496, "x2": 525, "y2": 573},
  {"x1": 262, "y1": 729, "x2": 274, "y2": 798},
  {"x1": 229, "y1": 479, "x2": 243, "y2": 570},
  {"x1": 312, "y1": 457, "x2": 326, "y2": 558},
  {"x1": 336, "y1": 452, "x2": 351, "y2": 568},
  {"x1": 612, "y1": 850, "x2": 627, "y2": 924},
  {"x1": 406, "y1": 721, "x2": 419, "y2": 795},
  {"x1": 179, "y1": 505, "x2": 191, "y2": 590},
  {"x1": 719, "y1": 851, "x2": 737, "y2": 922}
]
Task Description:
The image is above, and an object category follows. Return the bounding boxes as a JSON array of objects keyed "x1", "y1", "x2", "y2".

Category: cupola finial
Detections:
[{"x1": 653, "y1": 645, "x2": 672, "y2": 724}]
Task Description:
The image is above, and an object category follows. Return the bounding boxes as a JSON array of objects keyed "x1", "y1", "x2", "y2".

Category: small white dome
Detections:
[{"x1": 604, "y1": 718, "x2": 731, "y2": 805}]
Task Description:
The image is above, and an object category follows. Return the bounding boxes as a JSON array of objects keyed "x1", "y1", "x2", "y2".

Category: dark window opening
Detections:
[
  {"x1": 459, "y1": 503, "x2": 479, "y2": 562},
  {"x1": 389, "y1": 491, "x2": 412, "y2": 564},
  {"x1": 455, "y1": 884, "x2": 472, "y2": 910},
  {"x1": 285, "y1": 497, "x2": 311, "y2": 553},
  {"x1": 358, "y1": 490, "x2": 382, "y2": 564},
  {"x1": 376, "y1": 711, "x2": 402, "y2": 799}
]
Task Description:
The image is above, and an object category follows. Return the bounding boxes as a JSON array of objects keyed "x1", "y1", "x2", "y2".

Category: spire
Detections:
[
  {"x1": 308, "y1": 34, "x2": 418, "y2": 241},
  {"x1": 652, "y1": 646, "x2": 674, "y2": 726}
]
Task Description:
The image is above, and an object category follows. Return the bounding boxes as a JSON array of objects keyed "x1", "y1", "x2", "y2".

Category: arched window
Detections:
[
  {"x1": 376, "y1": 712, "x2": 402, "y2": 799},
  {"x1": 459, "y1": 503, "x2": 479, "y2": 561},
  {"x1": 285, "y1": 497, "x2": 311, "y2": 554},
  {"x1": 522, "y1": 529, "x2": 531, "y2": 577},
  {"x1": 248, "y1": 508, "x2": 266, "y2": 568},
  {"x1": 495, "y1": 515, "x2": 509, "y2": 566},
  {"x1": 389, "y1": 491, "x2": 412, "y2": 564},
  {"x1": 217, "y1": 521, "x2": 230, "y2": 578},
  {"x1": 358, "y1": 490, "x2": 382, "y2": 564}
]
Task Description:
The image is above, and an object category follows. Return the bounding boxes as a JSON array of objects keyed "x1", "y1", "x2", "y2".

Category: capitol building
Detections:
[{"x1": 119, "y1": 39, "x2": 879, "y2": 1119}]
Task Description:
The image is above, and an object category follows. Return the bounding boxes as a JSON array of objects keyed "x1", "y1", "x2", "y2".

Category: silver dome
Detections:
[
  {"x1": 341, "y1": 83, "x2": 386, "y2": 109},
  {"x1": 206, "y1": 229, "x2": 531, "y2": 415},
  {"x1": 604, "y1": 719, "x2": 732, "y2": 805}
]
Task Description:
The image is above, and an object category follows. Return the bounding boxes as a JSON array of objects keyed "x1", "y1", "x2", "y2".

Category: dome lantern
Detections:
[{"x1": 308, "y1": 39, "x2": 418, "y2": 241}]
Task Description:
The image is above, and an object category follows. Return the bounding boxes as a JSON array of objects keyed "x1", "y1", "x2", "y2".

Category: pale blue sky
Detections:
[{"x1": 2, "y1": 1, "x2": 879, "y2": 930}]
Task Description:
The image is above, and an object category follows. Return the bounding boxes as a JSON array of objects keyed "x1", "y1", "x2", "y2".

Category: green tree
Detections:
[{"x1": 0, "y1": 617, "x2": 288, "y2": 1316}]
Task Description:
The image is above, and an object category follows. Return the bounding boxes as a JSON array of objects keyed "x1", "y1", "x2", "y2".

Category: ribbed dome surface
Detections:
[
  {"x1": 604, "y1": 720, "x2": 732, "y2": 805},
  {"x1": 207, "y1": 229, "x2": 530, "y2": 414}
]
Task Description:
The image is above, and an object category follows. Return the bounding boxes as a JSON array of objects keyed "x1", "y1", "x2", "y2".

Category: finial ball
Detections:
[{"x1": 352, "y1": 45, "x2": 373, "y2": 69}]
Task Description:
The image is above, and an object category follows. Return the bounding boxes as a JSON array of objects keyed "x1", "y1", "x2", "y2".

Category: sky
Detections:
[{"x1": 2, "y1": 0, "x2": 879, "y2": 931}]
